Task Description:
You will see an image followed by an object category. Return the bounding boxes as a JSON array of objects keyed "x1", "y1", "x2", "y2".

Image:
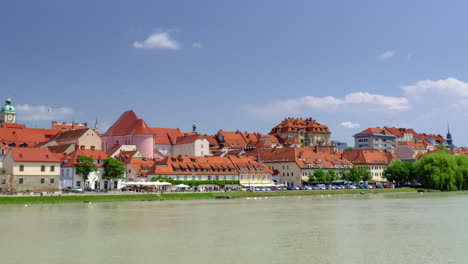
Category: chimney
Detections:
[
  {"x1": 62, "y1": 122, "x2": 66, "y2": 125},
  {"x1": 75, "y1": 144, "x2": 79, "y2": 151},
  {"x1": 52, "y1": 121, "x2": 57, "y2": 125}
]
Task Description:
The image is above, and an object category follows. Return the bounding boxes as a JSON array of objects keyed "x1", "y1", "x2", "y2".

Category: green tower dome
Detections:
[{"x1": 1, "y1": 98, "x2": 16, "y2": 114}]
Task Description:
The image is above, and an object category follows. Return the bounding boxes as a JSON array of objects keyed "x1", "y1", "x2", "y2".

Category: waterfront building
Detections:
[
  {"x1": 172, "y1": 134, "x2": 209, "y2": 157},
  {"x1": 248, "y1": 147, "x2": 351, "y2": 187},
  {"x1": 148, "y1": 156, "x2": 239, "y2": 182},
  {"x1": 227, "y1": 155, "x2": 274, "y2": 187},
  {"x1": 0, "y1": 147, "x2": 61, "y2": 193},
  {"x1": 60, "y1": 147, "x2": 122, "y2": 190},
  {"x1": 343, "y1": 149, "x2": 398, "y2": 183},
  {"x1": 270, "y1": 117, "x2": 331, "y2": 147},
  {"x1": 115, "y1": 150, "x2": 154, "y2": 182}
]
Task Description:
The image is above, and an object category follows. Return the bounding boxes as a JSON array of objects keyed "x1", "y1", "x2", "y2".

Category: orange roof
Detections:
[
  {"x1": 151, "y1": 156, "x2": 239, "y2": 175},
  {"x1": 343, "y1": 149, "x2": 396, "y2": 165},
  {"x1": 104, "y1": 110, "x2": 154, "y2": 136},
  {"x1": 10, "y1": 147, "x2": 61, "y2": 162},
  {"x1": 54, "y1": 128, "x2": 90, "y2": 141},
  {"x1": 384, "y1": 127, "x2": 421, "y2": 138},
  {"x1": 228, "y1": 155, "x2": 273, "y2": 174},
  {"x1": 175, "y1": 134, "x2": 207, "y2": 145},
  {"x1": 355, "y1": 127, "x2": 394, "y2": 135},
  {"x1": 218, "y1": 130, "x2": 248, "y2": 149},
  {"x1": 47, "y1": 144, "x2": 74, "y2": 154},
  {"x1": 399, "y1": 141, "x2": 432, "y2": 150},
  {"x1": 151, "y1": 128, "x2": 184, "y2": 145},
  {"x1": 270, "y1": 117, "x2": 331, "y2": 134},
  {"x1": 248, "y1": 147, "x2": 351, "y2": 169},
  {"x1": 0, "y1": 127, "x2": 63, "y2": 147},
  {"x1": 61, "y1": 149, "x2": 109, "y2": 167}
]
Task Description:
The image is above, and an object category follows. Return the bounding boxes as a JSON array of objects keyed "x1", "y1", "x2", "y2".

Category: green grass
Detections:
[
  {"x1": 0, "y1": 188, "x2": 434, "y2": 204},
  {"x1": 0, "y1": 194, "x2": 161, "y2": 204}
]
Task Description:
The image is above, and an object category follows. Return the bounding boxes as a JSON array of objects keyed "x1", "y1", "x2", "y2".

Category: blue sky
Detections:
[{"x1": 2, "y1": 0, "x2": 468, "y2": 145}]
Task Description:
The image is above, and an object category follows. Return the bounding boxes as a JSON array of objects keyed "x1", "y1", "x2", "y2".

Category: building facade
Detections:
[{"x1": 270, "y1": 117, "x2": 331, "y2": 147}]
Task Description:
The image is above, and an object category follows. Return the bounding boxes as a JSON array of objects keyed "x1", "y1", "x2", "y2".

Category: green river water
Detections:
[{"x1": 0, "y1": 192, "x2": 467, "y2": 264}]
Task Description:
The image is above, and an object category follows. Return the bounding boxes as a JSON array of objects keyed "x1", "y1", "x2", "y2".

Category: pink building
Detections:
[{"x1": 102, "y1": 111, "x2": 155, "y2": 158}]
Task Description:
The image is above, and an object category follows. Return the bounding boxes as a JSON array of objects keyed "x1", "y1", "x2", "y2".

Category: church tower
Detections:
[
  {"x1": 0, "y1": 98, "x2": 16, "y2": 124},
  {"x1": 447, "y1": 125, "x2": 454, "y2": 150}
]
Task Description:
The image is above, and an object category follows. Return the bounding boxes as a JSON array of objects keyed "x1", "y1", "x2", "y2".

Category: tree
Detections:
[
  {"x1": 313, "y1": 169, "x2": 328, "y2": 183},
  {"x1": 76, "y1": 155, "x2": 98, "y2": 189},
  {"x1": 327, "y1": 170, "x2": 337, "y2": 183},
  {"x1": 103, "y1": 158, "x2": 125, "y2": 189},
  {"x1": 359, "y1": 166, "x2": 372, "y2": 182},
  {"x1": 414, "y1": 151, "x2": 459, "y2": 191},
  {"x1": 307, "y1": 173, "x2": 315, "y2": 184},
  {"x1": 347, "y1": 167, "x2": 361, "y2": 183},
  {"x1": 151, "y1": 175, "x2": 173, "y2": 183},
  {"x1": 383, "y1": 161, "x2": 415, "y2": 185},
  {"x1": 344, "y1": 147, "x2": 354, "y2": 151}
]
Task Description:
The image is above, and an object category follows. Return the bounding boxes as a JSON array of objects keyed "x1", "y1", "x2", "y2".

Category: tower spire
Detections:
[
  {"x1": 192, "y1": 121, "x2": 197, "y2": 133},
  {"x1": 94, "y1": 118, "x2": 99, "y2": 132}
]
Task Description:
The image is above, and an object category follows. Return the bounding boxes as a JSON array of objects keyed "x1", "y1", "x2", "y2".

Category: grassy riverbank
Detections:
[
  {"x1": 0, "y1": 188, "x2": 433, "y2": 204},
  {"x1": 0, "y1": 194, "x2": 161, "y2": 204}
]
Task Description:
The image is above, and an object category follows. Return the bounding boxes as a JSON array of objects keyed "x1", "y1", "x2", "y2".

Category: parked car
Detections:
[
  {"x1": 313, "y1": 184, "x2": 326, "y2": 190},
  {"x1": 347, "y1": 185, "x2": 357, "y2": 189}
]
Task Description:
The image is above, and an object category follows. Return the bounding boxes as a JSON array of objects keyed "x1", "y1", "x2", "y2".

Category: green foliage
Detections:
[
  {"x1": 414, "y1": 151, "x2": 460, "y2": 191},
  {"x1": 344, "y1": 147, "x2": 354, "y2": 151},
  {"x1": 327, "y1": 170, "x2": 337, "y2": 182},
  {"x1": 383, "y1": 161, "x2": 415, "y2": 185},
  {"x1": 346, "y1": 167, "x2": 362, "y2": 183},
  {"x1": 313, "y1": 169, "x2": 328, "y2": 183},
  {"x1": 0, "y1": 168, "x2": 7, "y2": 174},
  {"x1": 359, "y1": 166, "x2": 372, "y2": 182},
  {"x1": 103, "y1": 158, "x2": 125, "y2": 180},
  {"x1": 76, "y1": 155, "x2": 98, "y2": 181},
  {"x1": 307, "y1": 173, "x2": 315, "y2": 183},
  {"x1": 150, "y1": 176, "x2": 240, "y2": 187}
]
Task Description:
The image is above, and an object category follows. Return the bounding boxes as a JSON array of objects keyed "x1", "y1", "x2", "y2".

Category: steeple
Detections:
[
  {"x1": 94, "y1": 118, "x2": 99, "y2": 132},
  {"x1": 0, "y1": 97, "x2": 16, "y2": 124},
  {"x1": 192, "y1": 121, "x2": 197, "y2": 133},
  {"x1": 447, "y1": 124, "x2": 453, "y2": 149}
]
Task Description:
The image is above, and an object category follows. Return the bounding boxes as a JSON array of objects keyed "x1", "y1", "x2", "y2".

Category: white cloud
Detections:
[
  {"x1": 241, "y1": 92, "x2": 409, "y2": 120},
  {"x1": 376, "y1": 50, "x2": 395, "y2": 60},
  {"x1": 16, "y1": 104, "x2": 74, "y2": 121},
  {"x1": 192, "y1": 42, "x2": 203, "y2": 48},
  {"x1": 340, "y1": 121, "x2": 360, "y2": 129},
  {"x1": 133, "y1": 31, "x2": 181, "y2": 50},
  {"x1": 402, "y1": 77, "x2": 468, "y2": 98}
]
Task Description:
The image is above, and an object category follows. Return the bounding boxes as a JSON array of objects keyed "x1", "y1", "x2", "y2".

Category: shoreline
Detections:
[{"x1": 0, "y1": 188, "x2": 435, "y2": 205}]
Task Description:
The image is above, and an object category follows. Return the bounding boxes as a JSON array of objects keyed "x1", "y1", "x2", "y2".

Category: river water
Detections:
[{"x1": 1, "y1": 192, "x2": 467, "y2": 264}]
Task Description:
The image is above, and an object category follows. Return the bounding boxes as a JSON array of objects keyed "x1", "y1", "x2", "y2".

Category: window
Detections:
[
  {"x1": 50, "y1": 178, "x2": 55, "y2": 184},
  {"x1": 50, "y1": 166, "x2": 55, "y2": 172},
  {"x1": 1, "y1": 179, "x2": 5, "y2": 184},
  {"x1": 76, "y1": 181, "x2": 81, "y2": 188},
  {"x1": 19, "y1": 178, "x2": 23, "y2": 184},
  {"x1": 19, "y1": 165, "x2": 24, "y2": 172},
  {"x1": 41, "y1": 165, "x2": 45, "y2": 172},
  {"x1": 207, "y1": 176, "x2": 211, "y2": 180},
  {"x1": 40, "y1": 178, "x2": 45, "y2": 184}
]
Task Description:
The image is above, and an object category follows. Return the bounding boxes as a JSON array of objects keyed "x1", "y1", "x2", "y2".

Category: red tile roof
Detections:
[
  {"x1": 342, "y1": 149, "x2": 396, "y2": 165},
  {"x1": 151, "y1": 128, "x2": 184, "y2": 145},
  {"x1": 61, "y1": 149, "x2": 109, "y2": 167},
  {"x1": 10, "y1": 147, "x2": 61, "y2": 162},
  {"x1": 384, "y1": 127, "x2": 421, "y2": 138},
  {"x1": 270, "y1": 118, "x2": 331, "y2": 134},
  {"x1": 104, "y1": 110, "x2": 154, "y2": 136}
]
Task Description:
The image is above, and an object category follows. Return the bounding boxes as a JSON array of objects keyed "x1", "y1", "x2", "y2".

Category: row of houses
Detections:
[{"x1": 0, "y1": 98, "x2": 462, "y2": 193}]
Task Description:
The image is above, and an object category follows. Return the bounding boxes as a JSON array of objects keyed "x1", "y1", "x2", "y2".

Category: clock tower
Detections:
[{"x1": 0, "y1": 98, "x2": 16, "y2": 124}]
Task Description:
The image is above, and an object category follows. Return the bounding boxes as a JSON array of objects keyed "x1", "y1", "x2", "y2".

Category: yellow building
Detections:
[{"x1": 0, "y1": 147, "x2": 61, "y2": 193}]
